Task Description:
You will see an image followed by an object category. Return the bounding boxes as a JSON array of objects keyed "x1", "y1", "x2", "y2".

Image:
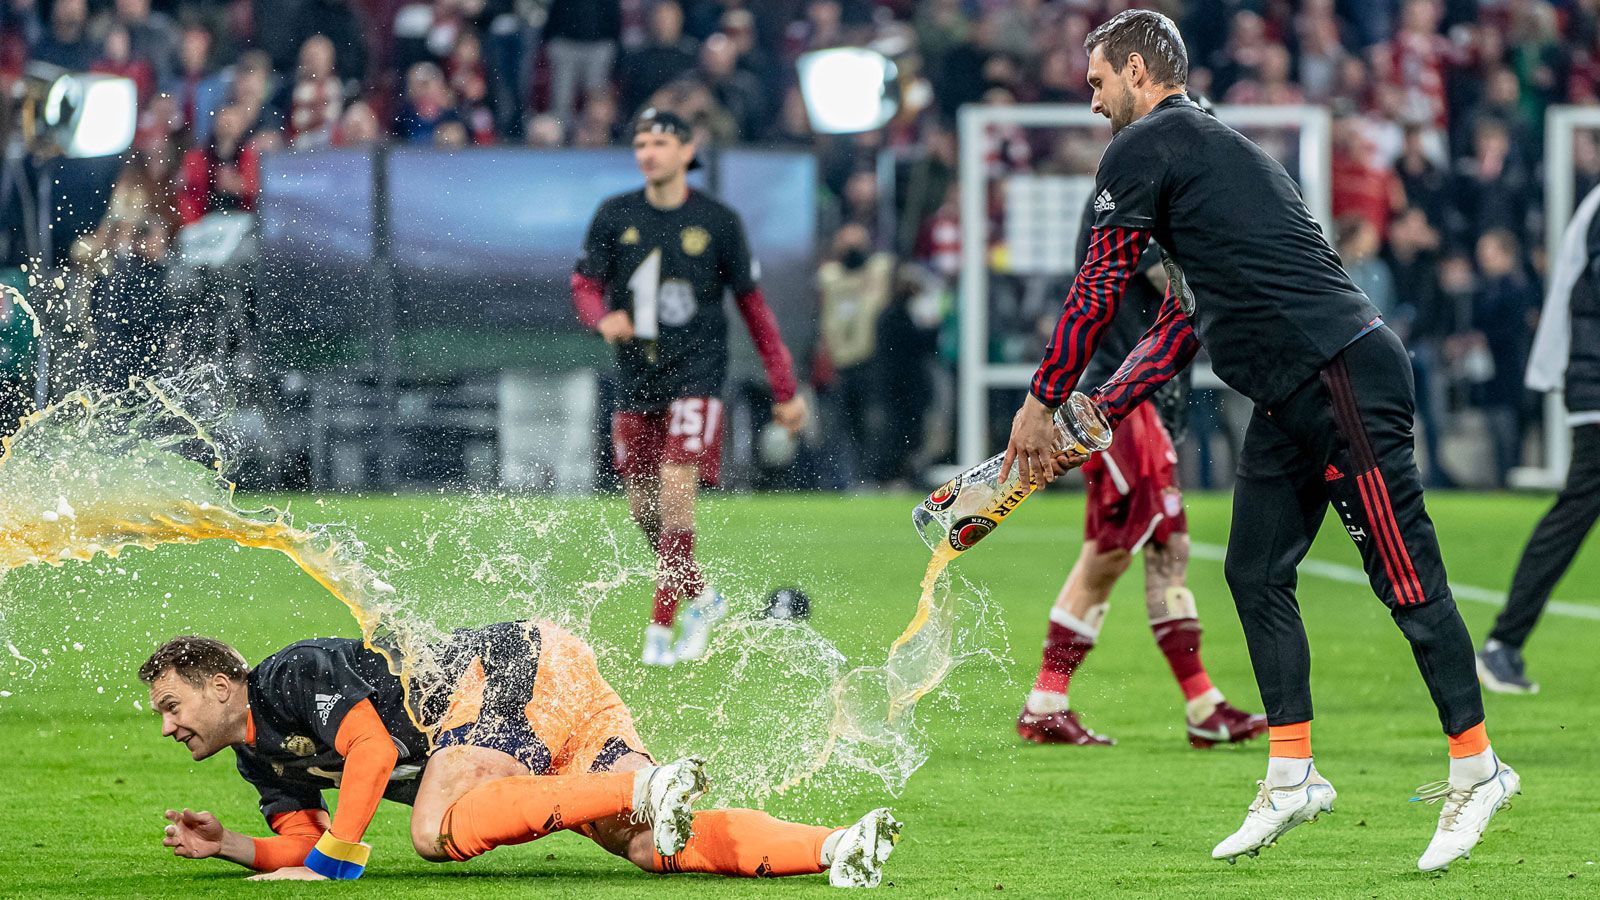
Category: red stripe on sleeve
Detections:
[
  {"x1": 1088, "y1": 286, "x2": 1200, "y2": 427},
  {"x1": 1030, "y1": 226, "x2": 1151, "y2": 407}
]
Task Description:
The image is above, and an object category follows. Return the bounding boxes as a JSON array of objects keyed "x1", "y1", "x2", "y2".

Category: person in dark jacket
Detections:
[{"x1": 1478, "y1": 183, "x2": 1600, "y2": 693}]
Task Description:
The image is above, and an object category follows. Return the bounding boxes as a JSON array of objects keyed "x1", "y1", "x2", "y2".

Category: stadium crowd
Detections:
[{"x1": 1, "y1": 0, "x2": 1598, "y2": 488}]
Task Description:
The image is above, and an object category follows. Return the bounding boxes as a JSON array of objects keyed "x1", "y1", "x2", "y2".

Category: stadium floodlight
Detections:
[
  {"x1": 796, "y1": 48, "x2": 898, "y2": 134},
  {"x1": 42, "y1": 73, "x2": 138, "y2": 158}
]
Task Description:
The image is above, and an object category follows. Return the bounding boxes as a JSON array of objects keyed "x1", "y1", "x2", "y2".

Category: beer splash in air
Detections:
[{"x1": 0, "y1": 295, "x2": 1004, "y2": 802}]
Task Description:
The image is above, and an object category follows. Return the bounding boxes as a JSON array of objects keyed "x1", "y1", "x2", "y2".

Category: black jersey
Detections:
[
  {"x1": 1034, "y1": 93, "x2": 1382, "y2": 415},
  {"x1": 235, "y1": 639, "x2": 430, "y2": 820},
  {"x1": 575, "y1": 188, "x2": 759, "y2": 412},
  {"x1": 1091, "y1": 93, "x2": 1380, "y2": 407}
]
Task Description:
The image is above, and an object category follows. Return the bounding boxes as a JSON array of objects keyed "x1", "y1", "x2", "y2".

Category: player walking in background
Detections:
[
  {"x1": 1019, "y1": 184, "x2": 1265, "y2": 750},
  {"x1": 1478, "y1": 180, "x2": 1600, "y2": 694},
  {"x1": 1001, "y1": 11, "x2": 1516, "y2": 872},
  {"x1": 572, "y1": 109, "x2": 807, "y2": 666},
  {"x1": 141, "y1": 625, "x2": 899, "y2": 886}
]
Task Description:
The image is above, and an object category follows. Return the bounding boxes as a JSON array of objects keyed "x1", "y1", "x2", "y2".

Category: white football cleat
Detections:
[
  {"x1": 674, "y1": 585, "x2": 728, "y2": 661},
  {"x1": 1212, "y1": 766, "x2": 1337, "y2": 863},
  {"x1": 829, "y1": 807, "x2": 902, "y2": 888},
  {"x1": 1415, "y1": 760, "x2": 1520, "y2": 872},
  {"x1": 634, "y1": 756, "x2": 708, "y2": 857},
  {"x1": 642, "y1": 624, "x2": 676, "y2": 667}
]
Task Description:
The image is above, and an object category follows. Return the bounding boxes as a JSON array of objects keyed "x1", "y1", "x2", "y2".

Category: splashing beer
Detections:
[{"x1": 913, "y1": 392, "x2": 1111, "y2": 554}]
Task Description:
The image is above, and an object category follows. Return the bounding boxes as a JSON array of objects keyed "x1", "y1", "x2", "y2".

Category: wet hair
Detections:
[
  {"x1": 1085, "y1": 10, "x2": 1189, "y2": 88},
  {"x1": 138, "y1": 636, "x2": 249, "y2": 687}
]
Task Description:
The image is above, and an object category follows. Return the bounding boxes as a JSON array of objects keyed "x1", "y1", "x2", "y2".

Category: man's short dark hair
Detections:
[
  {"x1": 1084, "y1": 10, "x2": 1189, "y2": 87},
  {"x1": 138, "y1": 636, "x2": 249, "y2": 687}
]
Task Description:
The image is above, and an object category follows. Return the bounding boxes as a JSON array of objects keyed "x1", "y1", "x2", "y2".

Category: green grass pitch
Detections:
[{"x1": 0, "y1": 491, "x2": 1595, "y2": 897}]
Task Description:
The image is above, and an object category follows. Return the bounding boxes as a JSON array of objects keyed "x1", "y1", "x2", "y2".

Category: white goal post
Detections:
[
  {"x1": 1507, "y1": 105, "x2": 1600, "y2": 489},
  {"x1": 955, "y1": 104, "x2": 1332, "y2": 469}
]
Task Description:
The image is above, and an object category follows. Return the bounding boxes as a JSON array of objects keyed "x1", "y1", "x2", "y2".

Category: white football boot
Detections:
[
  {"x1": 674, "y1": 585, "x2": 728, "y2": 661},
  {"x1": 1212, "y1": 765, "x2": 1337, "y2": 863},
  {"x1": 633, "y1": 756, "x2": 709, "y2": 857},
  {"x1": 829, "y1": 808, "x2": 902, "y2": 888},
  {"x1": 1415, "y1": 759, "x2": 1520, "y2": 872},
  {"x1": 642, "y1": 624, "x2": 677, "y2": 667}
]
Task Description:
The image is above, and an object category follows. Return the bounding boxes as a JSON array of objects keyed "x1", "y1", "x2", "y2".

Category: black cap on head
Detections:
[{"x1": 633, "y1": 107, "x2": 702, "y2": 169}]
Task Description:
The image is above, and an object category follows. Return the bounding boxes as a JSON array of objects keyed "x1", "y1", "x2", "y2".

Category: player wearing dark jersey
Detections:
[
  {"x1": 1018, "y1": 185, "x2": 1266, "y2": 750},
  {"x1": 1000, "y1": 11, "x2": 1516, "y2": 872},
  {"x1": 572, "y1": 109, "x2": 808, "y2": 667},
  {"x1": 140, "y1": 626, "x2": 900, "y2": 886}
]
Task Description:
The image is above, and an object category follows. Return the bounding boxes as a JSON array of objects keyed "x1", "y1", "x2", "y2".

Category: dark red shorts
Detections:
[
  {"x1": 612, "y1": 397, "x2": 726, "y2": 486},
  {"x1": 1082, "y1": 402, "x2": 1188, "y2": 553}
]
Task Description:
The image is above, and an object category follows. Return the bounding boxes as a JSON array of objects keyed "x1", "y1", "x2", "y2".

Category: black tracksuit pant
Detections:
[
  {"x1": 1224, "y1": 326, "x2": 1485, "y2": 736},
  {"x1": 1489, "y1": 423, "x2": 1600, "y2": 649}
]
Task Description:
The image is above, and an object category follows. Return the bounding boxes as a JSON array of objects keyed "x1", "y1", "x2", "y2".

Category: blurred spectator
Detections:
[
  {"x1": 333, "y1": 98, "x2": 382, "y2": 145},
  {"x1": 287, "y1": 35, "x2": 343, "y2": 148},
  {"x1": 84, "y1": 217, "x2": 169, "y2": 390},
  {"x1": 178, "y1": 104, "x2": 260, "y2": 226},
  {"x1": 874, "y1": 265, "x2": 941, "y2": 485},
  {"x1": 1375, "y1": 0, "x2": 1455, "y2": 130},
  {"x1": 1338, "y1": 214, "x2": 1397, "y2": 316},
  {"x1": 1385, "y1": 205, "x2": 1456, "y2": 485},
  {"x1": 1206, "y1": 10, "x2": 1270, "y2": 98},
  {"x1": 620, "y1": 1, "x2": 697, "y2": 118},
  {"x1": 448, "y1": 31, "x2": 496, "y2": 144},
  {"x1": 841, "y1": 170, "x2": 878, "y2": 235},
  {"x1": 1224, "y1": 43, "x2": 1303, "y2": 105},
  {"x1": 524, "y1": 112, "x2": 566, "y2": 147},
  {"x1": 1394, "y1": 123, "x2": 1449, "y2": 228},
  {"x1": 112, "y1": 0, "x2": 179, "y2": 84},
  {"x1": 1452, "y1": 118, "x2": 1529, "y2": 247},
  {"x1": 227, "y1": 51, "x2": 285, "y2": 141},
  {"x1": 1294, "y1": 0, "x2": 1349, "y2": 103},
  {"x1": 544, "y1": 0, "x2": 621, "y2": 128},
  {"x1": 1331, "y1": 111, "x2": 1402, "y2": 239},
  {"x1": 167, "y1": 25, "x2": 226, "y2": 146},
  {"x1": 91, "y1": 24, "x2": 156, "y2": 107},
  {"x1": 698, "y1": 33, "x2": 764, "y2": 141},
  {"x1": 31, "y1": 0, "x2": 97, "y2": 70},
  {"x1": 281, "y1": 0, "x2": 368, "y2": 84},
  {"x1": 395, "y1": 61, "x2": 462, "y2": 143},
  {"x1": 571, "y1": 89, "x2": 620, "y2": 148},
  {"x1": 434, "y1": 119, "x2": 470, "y2": 148},
  {"x1": 1035, "y1": 43, "x2": 1089, "y2": 104},
  {"x1": 1472, "y1": 228, "x2": 1538, "y2": 487},
  {"x1": 817, "y1": 222, "x2": 893, "y2": 483}
]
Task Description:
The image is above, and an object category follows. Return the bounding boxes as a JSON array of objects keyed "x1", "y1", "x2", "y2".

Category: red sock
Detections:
[
  {"x1": 1153, "y1": 618, "x2": 1214, "y2": 700},
  {"x1": 652, "y1": 529, "x2": 705, "y2": 626},
  {"x1": 1033, "y1": 618, "x2": 1095, "y2": 696},
  {"x1": 653, "y1": 810, "x2": 833, "y2": 876}
]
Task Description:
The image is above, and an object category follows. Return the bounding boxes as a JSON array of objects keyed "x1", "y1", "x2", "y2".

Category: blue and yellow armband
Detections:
[{"x1": 304, "y1": 833, "x2": 371, "y2": 880}]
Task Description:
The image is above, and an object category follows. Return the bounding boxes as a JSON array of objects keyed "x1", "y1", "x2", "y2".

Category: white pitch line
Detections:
[{"x1": 1189, "y1": 542, "x2": 1600, "y2": 622}]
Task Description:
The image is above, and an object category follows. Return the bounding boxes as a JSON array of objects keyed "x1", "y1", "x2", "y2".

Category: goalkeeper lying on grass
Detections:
[{"x1": 140, "y1": 620, "x2": 899, "y2": 886}]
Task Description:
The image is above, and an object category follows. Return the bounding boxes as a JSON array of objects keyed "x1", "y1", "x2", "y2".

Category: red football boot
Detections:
[
  {"x1": 1186, "y1": 701, "x2": 1268, "y2": 749},
  {"x1": 1017, "y1": 708, "x2": 1116, "y2": 745}
]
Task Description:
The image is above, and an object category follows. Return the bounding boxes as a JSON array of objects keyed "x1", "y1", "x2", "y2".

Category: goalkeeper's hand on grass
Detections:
[{"x1": 162, "y1": 808, "x2": 224, "y2": 859}]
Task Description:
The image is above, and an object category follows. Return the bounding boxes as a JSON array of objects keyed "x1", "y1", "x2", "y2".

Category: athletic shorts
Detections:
[
  {"x1": 1082, "y1": 402, "x2": 1188, "y2": 553},
  {"x1": 612, "y1": 396, "x2": 725, "y2": 486},
  {"x1": 433, "y1": 621, "x2": 650, "y2": 774}
]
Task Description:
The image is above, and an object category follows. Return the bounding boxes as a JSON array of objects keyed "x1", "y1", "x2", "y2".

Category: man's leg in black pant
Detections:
[
  {"x1": 1223, "y1": 412, "x2": 1327, "y2": 727},
  {"x1": 1490, "y1": 423, "x2": 1600, "y2": 649},
  {"x1": 1317, "y1": 332, "x2": 1484, "y2": 736}
]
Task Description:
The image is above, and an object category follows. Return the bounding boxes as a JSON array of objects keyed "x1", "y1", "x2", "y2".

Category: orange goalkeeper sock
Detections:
[
  {"x1": 1267, "y1": 721, "x2": 1312, "y2": 758},
  {"x1": 438, "y1": 771, "x2": 635, "y2": 861},
  {"x1": 654, "y1": 810, "x2": 836, "y2": 877}
]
